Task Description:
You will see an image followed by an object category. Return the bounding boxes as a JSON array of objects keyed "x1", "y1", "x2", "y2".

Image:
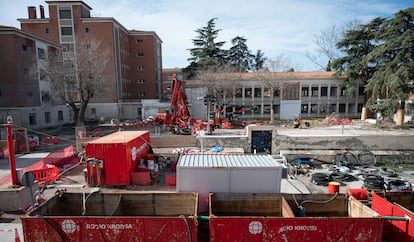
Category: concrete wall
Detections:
[
  {"x1": 193, "y1": 127, "x2": 414, "y2": 163},
  {"x1": 274, "y1": 136, "x2": 414, "y2": 152}
]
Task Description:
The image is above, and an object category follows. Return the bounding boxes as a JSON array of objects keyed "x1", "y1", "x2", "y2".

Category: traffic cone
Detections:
[{"x1": 14, "y1": 228, "x2": 20, "y2": 242}]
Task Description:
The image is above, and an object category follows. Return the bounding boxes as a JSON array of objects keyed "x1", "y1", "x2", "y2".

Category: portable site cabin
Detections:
[{"x1": 176, "y1": 154, "x2": 284, "y2": 213}]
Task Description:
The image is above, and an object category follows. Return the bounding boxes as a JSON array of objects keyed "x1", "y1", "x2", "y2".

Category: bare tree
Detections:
[
  {"x1": 40, "y1": 38, "x2": 109, "y2": 125},
  {"x1": 306, "y1": 20, "x2": 361, "y2": 70},
  {"x1": 195, "y1": 64, "x2": 240, "y2": 117},
  {"x1": 258, "y1": 56, "x2": 292, "y2": 123}
]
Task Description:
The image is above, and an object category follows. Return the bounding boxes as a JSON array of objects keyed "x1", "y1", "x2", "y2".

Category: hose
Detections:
[
  {"x1": 311, "y1": 173, "x2": 330, "y2": 186},
  {"x1": 179, "y1": 215, "x2": 193, "y2": 242},
  {"x1": 82, "y1": 188, "x2": 100, "y2": 216},
  {"x1": 300, "y1": 192, "x2": 339, "y2": 207}
]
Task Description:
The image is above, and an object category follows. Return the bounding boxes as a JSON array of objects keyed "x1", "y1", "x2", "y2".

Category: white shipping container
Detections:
[{"x1": 176, "y1": 154, "x2": 283, "y2": 213}]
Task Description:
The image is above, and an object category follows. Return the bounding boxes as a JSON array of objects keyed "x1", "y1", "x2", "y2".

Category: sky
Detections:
[{"x1": 0, "y1": 0, "x2": 412, "y2": 71}]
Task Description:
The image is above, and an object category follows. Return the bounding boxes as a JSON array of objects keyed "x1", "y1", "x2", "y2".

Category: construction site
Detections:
[{"x1": 0, "y1": 73, "x2": 413, "y2": 241}]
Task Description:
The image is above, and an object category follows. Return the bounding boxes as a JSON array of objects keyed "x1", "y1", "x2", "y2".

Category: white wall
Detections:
[{"x1": 280, "y1": 100, "x2": 301, "y2": 120}]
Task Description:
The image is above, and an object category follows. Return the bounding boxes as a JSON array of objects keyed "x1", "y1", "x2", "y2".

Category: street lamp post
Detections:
[{"x1": 5, "y1": 116, "x2": 18, "y2": 186}]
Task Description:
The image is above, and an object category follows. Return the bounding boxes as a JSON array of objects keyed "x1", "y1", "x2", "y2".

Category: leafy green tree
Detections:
[
  {"x1": 227, "y1": 36, "x2": 253, "y2": 72},
  {"x1": 251, "y1": 50, "x2": 267, "y2": 72},
  {"x1": 365, "y1": 8, "x2": 414, "y2": 124},
  {"x1": 187, "y1": 18, "x2": 226, "y2": 77},
  {"x1": 331, "y1": 18, "x2": 383, "y2": 96}
]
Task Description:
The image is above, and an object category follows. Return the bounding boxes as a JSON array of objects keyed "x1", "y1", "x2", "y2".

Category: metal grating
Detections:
[{"x1": 178, "y1": 154, "x2": 281, "y2": 168}]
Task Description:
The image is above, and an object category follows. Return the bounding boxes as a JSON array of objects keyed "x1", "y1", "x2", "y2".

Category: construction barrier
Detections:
[
  {"x1": 31, "y1": 164, "x2": 60, "y2": 182},
  {"x1": 41, "y1": 136, "x2": 60, "y2": 145}
]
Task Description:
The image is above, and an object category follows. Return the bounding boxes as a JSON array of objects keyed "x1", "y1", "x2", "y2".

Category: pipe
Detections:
[
  {"x1": 197, "y1": 215, "x2": 209, "y2": 221},
  {"x1": 383, "y1": 216, "x2": 410, "y2": 221},
  {"x1": 6, "y1": 122, "x2": 18, "y2": 186}
]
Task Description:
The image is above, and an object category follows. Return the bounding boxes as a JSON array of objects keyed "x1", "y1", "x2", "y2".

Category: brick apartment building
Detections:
[
  {"x1": 0, "y1": 25, "x2": 62, "y2": 127},
  {"x1": 0, "y1": 0, "x2": 163, "y2": 128}
]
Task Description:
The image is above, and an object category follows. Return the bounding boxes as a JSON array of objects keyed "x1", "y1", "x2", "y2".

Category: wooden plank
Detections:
[{"x1": 282, "y1": 196, "x2": 295, "y2": 217}]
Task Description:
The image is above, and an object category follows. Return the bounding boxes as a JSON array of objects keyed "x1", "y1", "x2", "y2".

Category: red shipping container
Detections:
[{"x1": 86, "y1": 131, "x2": 150, "y2": 186}]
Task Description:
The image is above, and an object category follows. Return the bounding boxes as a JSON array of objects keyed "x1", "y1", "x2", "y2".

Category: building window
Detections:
[
  {"x1": 245, "y1": 88, "x2": 252, "y2": 98},
  {"x1": 29, "y1": 113, "x2": 36, "y2": 125},
  {"x1": 137, "y1": 108, "x2": 142, "y2": 118},
  {"x1": 310, "y1": 104, "x2": 318, "y2": 113},
  {"x1": 45, "y1": 112, "x2": 51, "y2": 123},
  {"x1": 284, "y1": 86, "x2": 299, "y2": 100},
  {"x1": 59, "y1": 9, "x2": 72, "y2": 19},
  {"x1": 330, "y1": 87, "x2": 337, "y2": 97},
  {"x1": 38, "y1": 48, "x2": 46, "y2": 59},
  {"x1": 339, "y1": 104, "x2": 346, "y2": 113},
  {"x1": 331, "y1": 104, "x2": 337, "y2": 113},
  {"x1": 138, "y1": 79, "x2": 145, "y2": 84},
  {"x1": 62, "y1": 43, "x2": 74, "y2": 52},
  {"x1": 321, "y1": 87, "x2": 328, "y2": 96},
  {"x1": 311, "y1": 87, "x2": 319, "y2": 96},
  {"x1": 301, "y1": 104, "x2": 308, "y2": 113},
  {"x1": 254, "y1": 88, "x2": 261, "y2": 98},
  {"x1": 348, "y1": 103, "x2": 355, "y2": 113},
  {"x1": 136, "y1": 52, "x2": 144, "y2": 57},
  {"x1": 22, "y1": 45, "x2": 28, "y2": 51},
  {"x1": 85, "y1": 27, "x2": 89, "y2": 33},
  {"x1": 58, "y1": 111, "x2": 63, "y2": 121},
  {"x1": 45, "y1": 28, "x2": 49, "y2": 34},
  {"x1": 137, "y1": 66, "x2": 144, "y2": 71},
  {"x1": 301, "y1": 87, "x2": 309, "y2": 97},
  {"x1": 136, "y1": 39, "x2": 143, "y2": 43},
  {"x1": 61, "y1": 27, "x2": 73, "y2": 36},
  {"x1": 139, "y1": 92, "x2": 145, "y2": 97},
  {"x1": 358, "y1": 86, "x2": 365, "y2": 96},
  {"x1": 340, "y1": 87, "x2": 347, "y2": 96},
  {"x1": 235, "y1": 88, "x2": 242, "y2": 97},
  {"x1": 41, "y1": 90, "x2": 50, "y2": 102}
]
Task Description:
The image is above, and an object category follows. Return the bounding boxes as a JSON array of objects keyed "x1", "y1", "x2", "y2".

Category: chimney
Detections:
[
  {"x1": 28, "y1": 6, "x2": 37, "y2": 19},
  {"x1": 39, "y1": 5, "x2": 45, "y2": 19}
]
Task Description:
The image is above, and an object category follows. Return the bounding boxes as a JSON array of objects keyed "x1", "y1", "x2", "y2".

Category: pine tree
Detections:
[{"x1": 187, "y1": 18, "x2": 226, "y2": 76}]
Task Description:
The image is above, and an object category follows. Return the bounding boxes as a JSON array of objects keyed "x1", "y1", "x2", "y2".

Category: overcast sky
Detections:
[{"x1": 1, "y1": 0, "x2": 412, "y2": 71}]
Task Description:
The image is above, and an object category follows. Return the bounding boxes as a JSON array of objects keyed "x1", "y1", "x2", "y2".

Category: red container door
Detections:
[{"x1": 103, "y1": 143, "x2": 129, "y2": 185}]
